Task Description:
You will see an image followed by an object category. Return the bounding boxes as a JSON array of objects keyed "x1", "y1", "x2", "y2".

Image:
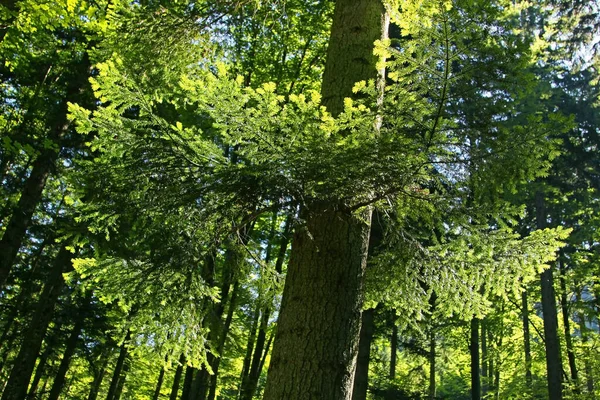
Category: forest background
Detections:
[{"x1": 0, "y1": 0, "x2": 599, "y2": 399}]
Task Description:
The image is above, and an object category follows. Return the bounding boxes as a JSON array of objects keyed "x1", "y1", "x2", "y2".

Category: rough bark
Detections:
[
  {"x1": 263, "y1": 0, "x2": 387, "y2": 398},
  {"x1": 470, "y1": 317, "x2": 481, "y2": 400},
  {"x1": 1, "y1": 246, "x2": 72, "y2": 400},
  {"x1": 351, "y1": 308, "x2": 375, "y2": 400},
  {"x1": 537, "y1": 192, "x2": 563, "y2": 400}
]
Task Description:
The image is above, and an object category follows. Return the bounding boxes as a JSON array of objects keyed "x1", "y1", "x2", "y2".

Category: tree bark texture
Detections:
[
  {"x1": 1, "y1": 246, "x2": 72, "y2": 400},
  {"x1": 537, "y1": 192, "x2": 563, "y2": 400},
  {"x1": 263, "y1": 206, "x2": 373, "y2": 400},
  {"x1": 351, "y1": 308, "x2": 375, "y2": 400},
  {"x1": 263, "y1": 0, "x2": 387, "y2": 398}
]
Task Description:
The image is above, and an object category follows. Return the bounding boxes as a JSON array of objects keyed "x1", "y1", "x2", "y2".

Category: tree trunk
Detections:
[
  {"x1": 481, "y1": 322, "x2": 488, "y2": 397},
  {"x1": 239, "y1": 306, "x2": 260, "y2": 397},
  {"x1": 27, "y1": 346, "x2": 52, "y2": 400},
  {"x1": 470, "y1": 317, "x2": 480, "y2": 400},
  {"x1": 207, "y1": 281, "x2": 240, "y2": 400},
  {"x1": 263, "y1": 0, "x2": 387, "y2": 398},
  {"x1": 537, "y1": 192, "x2": 563, "y2": 400},
  {"x1": 389, "y1": 322, "x2": 398, "y2": 380},
  {"x1": 105, "y1": 331, "x2": 131, "y2": 400},
  {"x1": 87, "y1": 348, "x2": 111, "y2": 400},
  {"x1": 578, "y1": 312, "x2": 595, "y2": 396},
  {"x1": 522, "y1": 288, "x2": 533, "y2": 390},
  {"x1": 351, "y1": 308, "x2": 375, "y2": 400},
  {"x1": 181, "y1": 366, "x2": 194, "y2": 400},
  {"x1": 0, "y1": 109, "x2": 73, "y2": 290},
  {"x1": 113, "y1": 356, "x2": 130, "y2": 400},
  {"x1": 152, "y1": 367, "x2": 166, "y2": 400},
  {"x1": 168, "y1": 354, "x2": 185, "y2": 400},
  {"x1": 559, "y1": 258, "x2": 579, "y2": 392},
  {"x1": 47, "y1": 313, "x2": 86, "y2": 400},
  {"x1": 1, "y1": 245, "x2": 72, "y2": 400}
]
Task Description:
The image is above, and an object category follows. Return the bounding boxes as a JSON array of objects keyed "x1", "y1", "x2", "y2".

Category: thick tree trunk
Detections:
[
  {"x1": 105, "y1": 331, "x2": 131, "y2": 400},
  {"x1": 1, "y1": 246, "x2": 72, "y2": 400},
  {"x1": 351, "y1": 308, "x2": 375, "y2": 400},
  {"x1": 263, "y1": 0, "x2": 387, "y2": 398},
  {"x1": 48, "y1": 313, "x2": 86, "y2": 400},
  {"x1": 522, "y1": 288, "x2": 533, "y2": 390},
  {"x1": 537, "y1": 192, "x2": 563, "y2": 400},
  {"x1": 263, "y1": 205, "x2": 373, "y2": 400},
  {"x1": 470, "y1": 317, "x2": 481, "y2": 400}
]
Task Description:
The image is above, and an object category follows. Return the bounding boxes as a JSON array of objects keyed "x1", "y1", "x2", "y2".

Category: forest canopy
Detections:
[{"x1": 0, "y1": 0, "x2": 599, "y2": 399}]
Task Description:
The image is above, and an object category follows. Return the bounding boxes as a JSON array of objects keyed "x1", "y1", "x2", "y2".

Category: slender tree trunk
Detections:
[
  {"x1": 169, "y1": 355, "x2": 185, "y2": 400},
  {"x1": 263, "y1": 1, "x2": 388, "y2": 397},
  {"x1": 48, "y1": 306, "x2": 87, "y2": 400},
  {"x1": 493, "y1": 333, "x2": 502, "y2": 400},
  {"x1": 389, "y1": 322, "x2": 398, "y2": 380},
  {"x1": 152, "y1": 367, "x2": 166, "y2": 400},
  {"x1": 207, "y1": 281, "x2": 240, "y2": 400},
  {"x1": 537, "y1": 192, "x2": 563, "y2": 400},
  {"x1": 239, "y1": 306, "x2": 260, "y2": 397},
  {"x1": 522, "y1": 288, "x2": 533, "y2": 390},
  {"x1": 481, "y1": 322, "x2": 488, "y2": 397},
  {"x1": 351, "y1": 308, "x2": 375, "y2": 400},
  {"x1": 1, "y1": 246, "x2": 72, "y2": 400},
  {"x1": 558, "y1": 258, "x2": 579, "y2": 392},
  {"x1": 577, "y1": 312, "x2": 595, "y2": 396},
  {"x1": 113, "y1": 356, "x2": 130, "y2": 400},
  {"x1": 240, "y1": 220, "x2": 291, "y2": 400},
  {"x1": 87, "y1": 348, "x2": 111, "y2": 400},
  {"x1": 27, "y1": 346, "x2": 52, "y2": 400},
  {"x1": 470, "y1": 317, "x2": 481, "y2": 400},
  {"x1": 105, "y1": 331, "x2": 130, "y2": 400}
]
